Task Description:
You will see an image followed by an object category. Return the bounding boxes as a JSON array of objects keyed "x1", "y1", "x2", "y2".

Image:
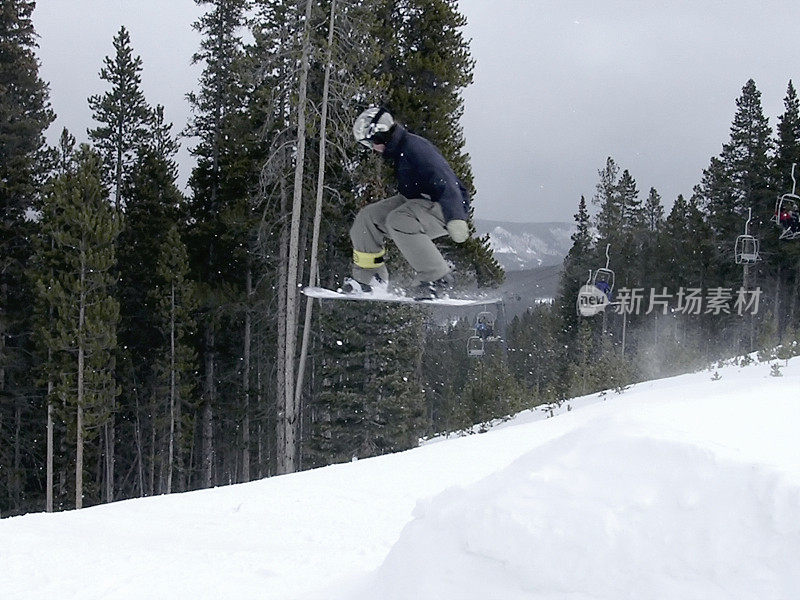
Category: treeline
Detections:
[
  {"x1": 5, "y1": 0, "x2": 799, "y2": 519},
  {"x1": 0, "y1": 0, "x2": 501, "y2": 516},
  {"x1": 496, "y1": 78, "x2": 800, "y2": 414}
]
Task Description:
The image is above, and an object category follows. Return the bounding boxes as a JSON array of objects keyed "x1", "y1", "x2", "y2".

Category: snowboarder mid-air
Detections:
[{"x1": 344, "y1": 107, "x2": 471, "y2": 299}]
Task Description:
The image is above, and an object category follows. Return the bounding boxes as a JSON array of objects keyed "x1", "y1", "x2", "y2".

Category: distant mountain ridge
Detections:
[{"x1": 474, "y1": 219, "x2": 575, "y2": 272}]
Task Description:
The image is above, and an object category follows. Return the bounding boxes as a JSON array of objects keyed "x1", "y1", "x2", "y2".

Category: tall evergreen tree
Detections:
[
  {"x1": 308, "y1": 302, "x2": 427, "y2": 465},
  {"x1": 186, "y1": 0, "x2": 250, "y2": 487},
  {"x1": 116, "y1": 143, "x2": 186, "y2": 498},
  {"x1": 36, "y1": 148, "x2": 121, "y2": 509},
  {"x1": 772, "y1": 80, "x2": 800, "y2": 335},
  {"x1": 775, "y1": 80, "x2": 800, "y2": 193},
  {"x1": 557, "y1": 195, "x2": 594, "y2": 341},
  {"x1": 644, "y1": 187, "x2": 665, "y2": 233},
  {"x1": 619, "y1": 169, "x2": 643, "y2": 233},
  {"x1": 723, "y1": 79, "x2": 774, "y2": 218},
  {"x1": 88, "y1": 26, "x2": 152, "y2": 211},
  {"x1": 0, "y1": 0, "x2": 55, "y2": 517},
  {"x1": 151, "y1": 226, "x2": 198, "y2": 493},
  {"x1": 594, "y1": 157, "x2": 623, "y2": 245}
]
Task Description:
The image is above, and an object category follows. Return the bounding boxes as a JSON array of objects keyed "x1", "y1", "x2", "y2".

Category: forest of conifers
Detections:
[{"x1": 2, "y1": 0, "x2": 799, "y2": 517}]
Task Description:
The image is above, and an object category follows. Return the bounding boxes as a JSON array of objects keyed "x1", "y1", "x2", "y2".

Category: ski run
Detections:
[{"x1": 1, "y1": 356, "x2": 799, "y2": 600}]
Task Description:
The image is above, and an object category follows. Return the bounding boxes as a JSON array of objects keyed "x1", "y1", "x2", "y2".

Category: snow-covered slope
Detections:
[{"x1": 2, "y1": 358, "x2": 799, "y2": 600}]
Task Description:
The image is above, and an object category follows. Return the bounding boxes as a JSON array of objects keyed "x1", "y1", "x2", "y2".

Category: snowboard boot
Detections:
[
  {"x1": 413, "y1": 273, "x2": 455, "y2": 300},
  {"x1": 341, "y1": 272, "x2": 387, "y2": 295},
  {"x1": 341, "y1": 279, "x2": 371, "y2": 294}
]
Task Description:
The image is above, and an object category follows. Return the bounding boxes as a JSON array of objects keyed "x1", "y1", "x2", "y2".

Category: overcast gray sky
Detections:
[{"x1": 33, "y1": 0, "x2": 800, "y2": 223}]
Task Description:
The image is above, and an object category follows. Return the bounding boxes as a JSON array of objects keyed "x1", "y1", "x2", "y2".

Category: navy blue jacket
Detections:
[{"x1": 382, "y1": 125, "x2": 470, "y2": 223}]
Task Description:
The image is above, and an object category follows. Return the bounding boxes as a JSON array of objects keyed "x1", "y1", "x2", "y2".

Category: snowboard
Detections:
[{"x1": 302, "y1": 286, "x2": 502, "y2": 307}]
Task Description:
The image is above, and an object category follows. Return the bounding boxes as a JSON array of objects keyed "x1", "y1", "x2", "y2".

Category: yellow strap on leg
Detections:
[{"x1": 353, "y1": 248, "x2": 385, "y2": 269}]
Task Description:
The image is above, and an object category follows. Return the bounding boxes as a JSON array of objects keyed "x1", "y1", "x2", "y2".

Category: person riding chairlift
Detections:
[
  {"x1": 475, "y1": 315, "x2": 494, "y2": 340},
  {"x1": 777, "y1": 207, "x2": 800, "y2": 234},
  {"x1": 594, "y1": 280, "x2": 613, "y2": 301}
]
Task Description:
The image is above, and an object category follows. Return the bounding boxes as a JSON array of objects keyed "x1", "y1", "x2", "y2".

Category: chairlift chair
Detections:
[
  {"x1": 592, "y1": 268, "x2": 615, "y2": 295},
  {"x1": 735, "y1": 208, "x2": 760, "y2": 264},
  {"x1": 735, "y1": 235, "x2": 759, "y2": 264},
  {"x1": 475, "y1": 311, "x2": 496, "y2": 340},
  {"x1": 773, "y1": 163, "x2": 800, "y2": 240},
  {"x1": 467, "y1": 335, "x2": 485, "y2": 357},
  {"x1": 774, "y1": 194, "x2": 800, "y2": 240},
  {"x1": 592, "y1": 243, "x2": 615, "y2": 297}
]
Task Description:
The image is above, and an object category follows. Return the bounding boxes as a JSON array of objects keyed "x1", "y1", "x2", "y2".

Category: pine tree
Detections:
[
  {"x1": 695, "y1": 80, "x2": 774, "y2": 351},
  {"x1": 186, "y1": 0, "x2": 250, "y2": 487},
  {"x1": 116, "y1": 143, "x2": 186, "y2": 497},
  {"x1": 696, "y1": 78, "x2": 773, "y2": 299},
  {"x1": 0, "y1": 0, "x2": 55, "y2": 517},
  {"x1": 557, "y1": 195, "x2": 594, "y2": 341},
  {"x1": 594, "y1": 157, "x2": 625, "y2": 256},
  {"x1": 307, "y1": 302, "x2": 427, "y2": 465},
  {"x1": 88, "y1": 26, "x2": 152, "y2": 211},
  {"x1": 644, "y1": 187, "x2": 665, "y2": 233},
  {"x1": 617, "y1": 168, "x2": 644, "y2": 286},
  {"x1": 723, "y1": 79, "x2": 774, "y2": 218},
  {"x1": 662, "y1": 194, "x2": 692, "y2": 289},
  {"x1": 619, "y1": 169, "x2": 643, "y2": 233},
  {"x1": 775, "y1": 80, "x2": 800, "y2": 192},
  {"x1": 151, "y1": 226, "x2": 198, "y2": 493},
  {"x1": 37, "y1": 148, "x2": 121, "y2": 509},
  {"x1": 507, "y1": 304, "x2": 562, "y2": 402},
  {"x1": 772, "y1": 80, "x2": 800, "y2": 335},
  {"x1": 460, "y1": 355, "x2": 525, "y2": 430},
  {"x1": 420, "y1": 318, "x2": 473, "y2": 436}
]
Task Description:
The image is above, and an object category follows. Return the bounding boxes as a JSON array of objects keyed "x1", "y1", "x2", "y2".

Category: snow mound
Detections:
[
  {"x1": 2, "y1": 358, "x2": 799, "y2": 600},
  {"x1": 354, "y1": 396, "x2": 800, "y2": 600}
]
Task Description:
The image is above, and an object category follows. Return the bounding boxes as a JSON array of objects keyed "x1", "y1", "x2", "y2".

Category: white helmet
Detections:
[{"x1": 353, "y1": 107, "x2": 394, "y2": 148}]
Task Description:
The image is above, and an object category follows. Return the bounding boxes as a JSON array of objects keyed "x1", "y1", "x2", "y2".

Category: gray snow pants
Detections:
[{"x1": 349, "y1": 194, "x2": 451, "y2": 285}]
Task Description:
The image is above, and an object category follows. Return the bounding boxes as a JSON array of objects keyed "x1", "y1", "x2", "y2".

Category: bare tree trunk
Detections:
[
  {"x1": 115, "y1": 129, "x2": 123, "y2": 211},
  {"x1": 203, "y1": 328, "x2": 215, "y2": 488},
  {"x1": 295, "y1": 0, "x2": 337, "y2": 425},
  {"x1": 774, "y1": 269, "x2": 782, "y2": 340},
  {"x1": 0, "y1": 284, "x2": 5, "y2": 509},
  {"x1": 242, "y1": 263, "x2": 252, "y2": 482},
  {"x1": 256, "y1": 332, "x2": 265, "y2": 479},
  {"x1": 134, "y1": 393, "x2": 144, "y2": 496},
  {"x1": 149, "y1": 390, "x2": 156, "y2": 496},
  {"x1": 276, "y1": 173, "x2": 289, "y2": 472},
  {"x1": 76, "y1": 252, "x2": 87, "y2": 509},
  {"x1": 76, "y1": 404, "x2": 83, "y2": 509},
  {"x1": 0, "y1": 283, "x2": 5, "y2": 401},
  {"x1": 165, "y1": 283, "x2": 176, "y2": 493},
  {"x1": 46, "y1": 374, "x2": 53, "y2": 512},
  {"x1": 790, "y1": 263, "x2": 799, "y2": 330},
  {"x1": 13, "y1": 404, "x2": 21, "y2": 509},
  {"x1": 279, "y1": 0, "x2": 315, "y2": 476},
  {"x1": 105, "y1": 411, "x2": 114, "y2": 502}
]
